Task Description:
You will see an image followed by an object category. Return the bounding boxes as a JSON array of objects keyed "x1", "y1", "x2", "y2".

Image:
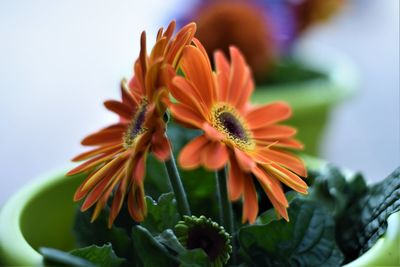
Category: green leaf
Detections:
[
  {"x1": 239, "y1": 199, "x2": 344, "y2": 266},
  {"x1": 256, "y1": 57, "x2": 327, "y2": 85},
  {"x1": 70, "y1": 244, "x2": 125, "y2": 267},
  {"x1": 256, "y1": 191, "x2": 299, "y2": 225},
  {"x1": 41, "y1": 247, "x2": 97, "y2": 267},
  {"x1": 141, "y1": 193, "x2": 180, "y2": 235},
  {"x1": 307, "y1": 165, "x2": 367, "y2": 219},
  {"x1": 40, "y1": 244, "x2": 124, "y2": 267},
  {"x1": 73, "y1": 205, "x2": 134, "y2": 262},
  {"x1": 155, "y1": 229, "x2": 186, "y2": 254},
  {"x1": 131, "y1": 225, "x2": 178, "y2": 267},
  {"x1": 154, "y1": 229, "x2": 211, "y2": 267},
  {"x1": 178, "y1": 249, "x2": 210, "y2": 267},
  {"x1": 336, "y1": 167, "x2": 400, "y2": 261}
]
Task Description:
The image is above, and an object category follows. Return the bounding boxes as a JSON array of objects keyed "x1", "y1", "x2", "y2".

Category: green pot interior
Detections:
[
  {"x1": 0, "y1": 172, "x2": 84, "y2": 266},
  {"x1": 20, "y1": 173, "x2": 83, "y2": 252}
]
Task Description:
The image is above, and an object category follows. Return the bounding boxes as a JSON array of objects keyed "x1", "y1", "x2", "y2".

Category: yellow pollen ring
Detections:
[{"x1": 210, "y1": 103, "x2": 255, "y2": 151}]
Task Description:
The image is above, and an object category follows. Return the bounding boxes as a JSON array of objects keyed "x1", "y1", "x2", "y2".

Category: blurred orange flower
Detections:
[
  {"x1": 167, "y1": 42, "x2": 307, "y2": 223},
  {"x1": 194, "y1": 1, "x2": 277, "y2": 79},
  {"x1": 67, "y1": 21, "x2": 196, "y2": 227}
]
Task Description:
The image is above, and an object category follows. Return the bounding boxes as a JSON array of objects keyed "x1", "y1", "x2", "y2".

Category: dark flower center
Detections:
[
  {"x1": 217, "y1": 111, "x2": 247, "y2": 141},
  {"x1": 186, "y1": 225, "x2": 225, "y2": 261},
  {"x1": 123, "y1": 99, "x2": 148, "y2": 148},
  {"x1": 212, "y1": 104, "x2": 254, "y2": 150},
  {"x1": 130, "y1": 105, "x2": 147, "y2": 139}
]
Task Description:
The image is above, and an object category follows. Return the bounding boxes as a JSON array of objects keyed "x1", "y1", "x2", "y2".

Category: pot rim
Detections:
[{"x1": 0, "y1": 166, "x2": 73, "y2": 266}]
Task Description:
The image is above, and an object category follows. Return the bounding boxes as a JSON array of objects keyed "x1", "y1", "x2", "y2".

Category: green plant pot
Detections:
[
  {"x1": 1, "y1": 168, "x2": 399, "y2": 266},
  {"x1": 251, "y1": 49, "x2": 358, "y2": 156}
]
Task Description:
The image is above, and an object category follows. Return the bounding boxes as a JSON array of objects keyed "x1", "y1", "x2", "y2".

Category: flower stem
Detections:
[
  {"x1": 164, "y1": 151, "x2": 191, "y2": 217},
  {"x1": 216, "y1": 167, "x2": 237, "y2": 264}
]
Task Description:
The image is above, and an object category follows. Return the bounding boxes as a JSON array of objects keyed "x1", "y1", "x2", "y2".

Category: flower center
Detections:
[
  {"x1": 123, "y1": 99, "x2": 148, "y2": 149},
  {"x1": 212, "y1": 104, "x2": 254, "y2": 150},
  {"x1": 175, "y1": 215, "x2": 232, "y2": 265},
  {"x1": 186, "y1": 225, "x2": 226, "y2": 261}
]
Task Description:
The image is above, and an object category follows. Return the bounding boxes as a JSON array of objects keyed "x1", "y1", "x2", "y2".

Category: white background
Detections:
[{"x1": 0, "y1": 0, "x2": 399, "y2": 204}]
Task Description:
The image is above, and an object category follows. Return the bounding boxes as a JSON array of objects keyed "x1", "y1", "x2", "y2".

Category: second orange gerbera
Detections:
[
  {"x1": 67, "y1": 21, "x2": 196, "y2": 227},
  {"x1": 168, "y1": 42, "x2": 308, "y2": 223}
]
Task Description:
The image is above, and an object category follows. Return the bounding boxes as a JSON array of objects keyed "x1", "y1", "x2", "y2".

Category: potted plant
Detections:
[
  {"x1": 0, "y1": 21, "x2": 398, "y2": 267},
  {"x1": 0, "y1": 158, "x2": 399, "y2": 266}
]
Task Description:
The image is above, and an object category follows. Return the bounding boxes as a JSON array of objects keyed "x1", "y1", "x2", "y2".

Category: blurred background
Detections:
[{"x1": 0, "y1": 0, "x2": 398, "y2": 204}]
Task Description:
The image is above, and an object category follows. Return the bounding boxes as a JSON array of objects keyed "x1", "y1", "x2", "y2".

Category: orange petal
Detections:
[
  {"x1": 134, "y1": 152, "x2": 147, "y2": 184},
  {"x1": 264, "y1": 189, "x2": 289, "y2": 221},
  {"x1": 252, "y1": 166, "x2": 288, "y2": 207},
  {"x1": 227, "y1": 47, "x2": 252, "y2": 108},
  {"x1": 201, "y1": 141, "x2": 229, "y2": 170},
  {"x1": 72, "y1": 143, "x2": 122, "y2": 162},
  {"x1": 242, "y1": 178, "x2": 258, "y2": 224},
  {"x1": 257, "y1": 138, "x2": 304, "y2": 150},
  {"x1": 73, "y1": 173, "x2": 96, "y2": 201},
  {"x1": 166, "y1": 22, "x2": 197, "y2": 67},
  {"x1": 246, "y1": 102, "x2": 292, "y2": 130},
  {"x1": 234, "y1": 147, "x2": 256, "y2": 172},
  {"x1": 214, "y1": 50, "x2": 230, "y2": 75},
  {"x1": 128, "y1": 182, "x2": 147, "y2": 222},
  {"x1": 252, "y1": 125, "x2": 297, "y2": 140},
  {"x1": 139, "y1": 31, "x2": 147, "y2": 80},
  {"x1": 228, "y1": 158, "x2": 245, "y2": 201},
  {"x1": 81, "y1": 124, "x2": 126, "y2": 146},
  {"x1": 264, "y1": 149, "x2": 307, "y2": 177},
  {"x1": 108, "y1": 174, "x2": 129, "y2": 227},
  {"x1": 104, "y1": 100, "x2": 133, "y2": 120},
  {"x1": 214, "y1": 50, "x2": 230, "y2": 101},
  {"x1": 68, "y1": 149, "x2": 123, "y2": 176},
  {"x1": 178, "y1": 135, "x2": 209, "y2": 169},
  {"x1": 120, "y1": 79, "x2": 137, "y2": 108},
  {"x1": 81, "y1": 167, "x2": 125, "y2": 213},
  {"x1": 171, "y1": 76, "x2": 208, "y2": 115},
  {"x1": 192, "y1": 38, "x2": 209, "y2": 62},
  {"x1": 202, "y1": 122, "x2": 225, "y2": 142},
  {"x1": 236, "y1": 74, "x2": 254, "y2": 112},
  {"x1": 180, "y1": 45, "x2": 215, "y2": 108},
  {"x1": 145, "y1": 58, "x2": 163, "y2": 100},
  {"x1": 81, "y1": 153, "x2": 127, "y2": 192},
  {"x1": 152, "y1": 131, "x2": 171, "y2": 162},
  {"x1": 91, "y1": 199, "x2": 107, "y2": 223},
  {"x1": 163, "y1": 20, "x2": 176, "y2": 41},
  {"x1": 266, "y1": 163, "x2": 308, "y2": 194},
  {"x1": 130, "y1": 131, "x2": 152, "y2": 157},
  {"x1": 150, "y1": 37, "x2": 168, "y2": 62},
  {"x1": 131, "y1": 65, "x2": 146, "y2": 98},
  {"x1": 169, "y1": 103, "x2": 204, "y2": 129},
  {"x1": 126, "y1": 79, "x2": 143, "y2": 105},
  {"x1": 90, "y1": 176, "x2": 120, "y2": 223},
  {"x1": 81, "y1": 175, "x2": 113, "y2": 212}
]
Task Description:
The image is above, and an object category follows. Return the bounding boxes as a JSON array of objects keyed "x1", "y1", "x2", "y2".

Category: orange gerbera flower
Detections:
[
  {"x1": 167, "y1": 42, "x2": 307, "y2": 223},
  {"x1": 67, "y1": 21, "x2": 196, "y2": 227}
]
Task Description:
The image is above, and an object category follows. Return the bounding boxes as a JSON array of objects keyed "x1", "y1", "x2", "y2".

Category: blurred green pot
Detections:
[
  {"x1": 251, "y1": 46, "x2": 358, "y2": 156},
  {"x1": 1, "y1": 167, "x2": 399, "y2": 266}
]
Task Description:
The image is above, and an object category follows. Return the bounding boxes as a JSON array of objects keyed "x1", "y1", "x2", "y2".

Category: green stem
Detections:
[
  {"x1": 164, "y1": 150, "x2": 191, "y2": 217},
  {"x1": 216, "y1": 167, "x2": 237, "y2": 264}
]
